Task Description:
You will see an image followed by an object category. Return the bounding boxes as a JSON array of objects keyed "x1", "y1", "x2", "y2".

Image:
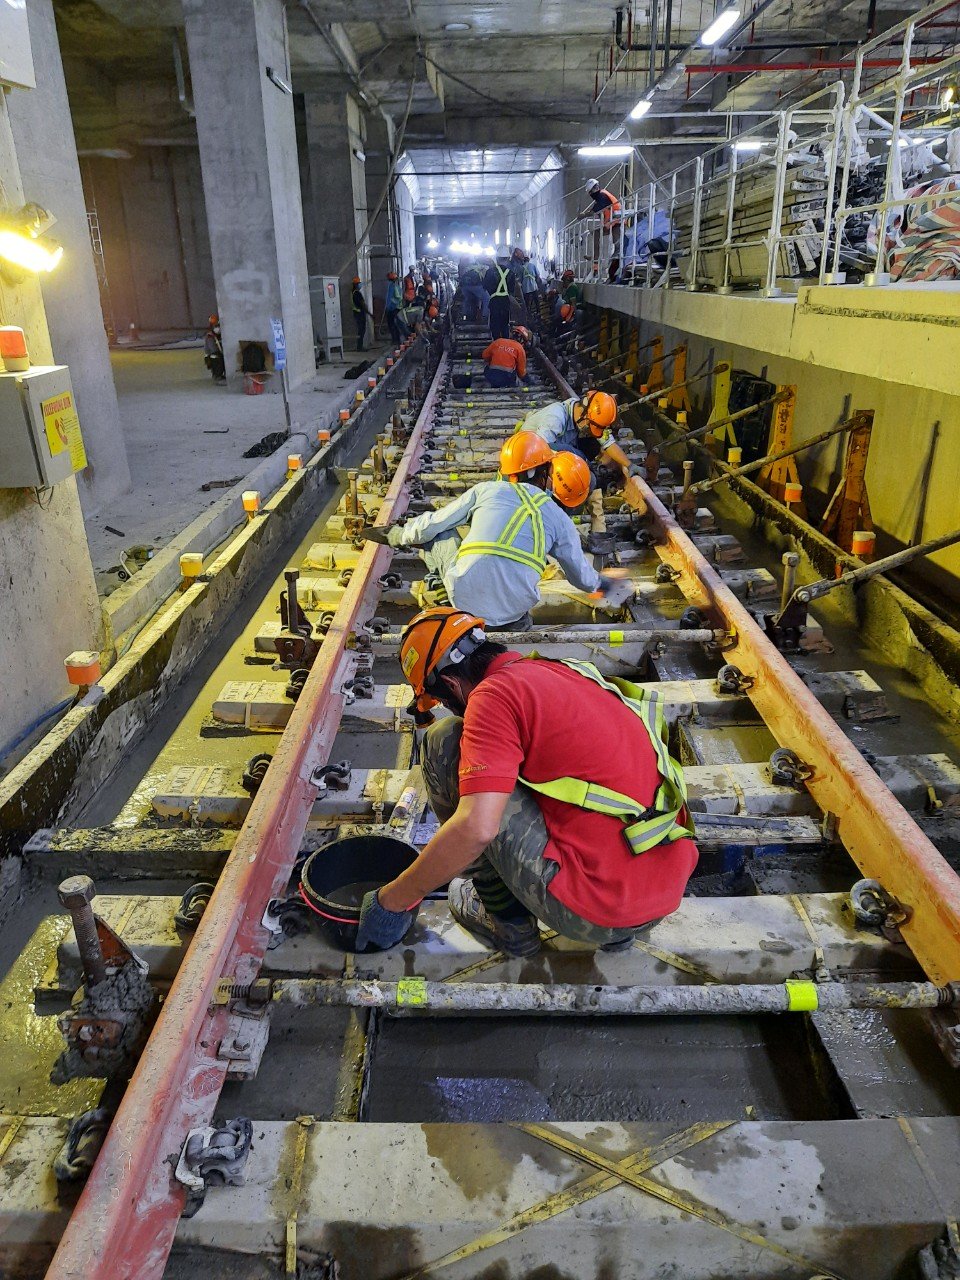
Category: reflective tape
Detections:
[
  {"x1": 397, "y1": 977, "x2": 427, "y2": 1007},
  {"x1": 785, "y1": 979, "x2": 819, "y2": 1012}
]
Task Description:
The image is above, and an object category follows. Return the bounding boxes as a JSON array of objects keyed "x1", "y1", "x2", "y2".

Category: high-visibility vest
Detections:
[
  {"x1": 517, "y1": 657, "x2": 694, "y2": 855},
  {"x1": 596, "y1": 190, "x2": 622, "y2": 226},
  {"x1": 491, "y1": 266, "x2": 511, "y2": 298},
  {"x1": 403, "y1": 274, "x2": 416, "y2": 301},
  {"x1": 456, "y1": 484, "x2": 549, "y2": 573}
]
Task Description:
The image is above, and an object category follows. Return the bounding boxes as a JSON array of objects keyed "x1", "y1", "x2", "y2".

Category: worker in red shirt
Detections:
[
  {"x1": 356, "y1": 607, "x2": 698, "y2": 956},
  {"x1": 481, "y1": 325, "x2": 531, "y2": 388}
]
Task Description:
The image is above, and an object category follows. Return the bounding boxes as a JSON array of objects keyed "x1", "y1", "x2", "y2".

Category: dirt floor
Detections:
[{"x1": 85, "y1": 343, "x2": 392, "y2": 580}]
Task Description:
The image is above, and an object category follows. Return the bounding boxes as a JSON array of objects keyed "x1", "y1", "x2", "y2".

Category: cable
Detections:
[{"x1": 421, "y1": 52, "x2": 591, "y2": 125}]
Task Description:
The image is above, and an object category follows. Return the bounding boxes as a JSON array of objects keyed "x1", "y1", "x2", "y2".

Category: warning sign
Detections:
[{"x1": 41, "y1": 390, "x2": 87, "y2": 473}]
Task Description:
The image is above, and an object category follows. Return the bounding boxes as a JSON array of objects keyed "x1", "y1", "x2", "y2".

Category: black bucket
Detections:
[
  {"x1": 451, "y1": 373, "x2": 472, "y2": 390},
  {"x1": 299, "y1": 832, "x2": 420, "y2": 952}
]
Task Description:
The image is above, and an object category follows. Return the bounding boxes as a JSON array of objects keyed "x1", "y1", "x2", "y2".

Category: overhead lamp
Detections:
[
  {"x1": 941, "y1": 81, "x2": 959, "y2": 109},
  {"x1": 443, "y1": 21, "x2": 471, "y2": 31},
  {"x1": 0, "y1": 203, "x2": 63, "y2": 275},
  {"x1": 577, "y1": 144, "x2": 634, "y2": 157},
  {"x1": 629, "y1": 98, "x2": 653, "y2": 120},
  {"x1": 699, "y1": 5, "x2": 740, "y2": 46},
  {"x1": 733, "y1": 139, "x2": 765, "y2": 151}
]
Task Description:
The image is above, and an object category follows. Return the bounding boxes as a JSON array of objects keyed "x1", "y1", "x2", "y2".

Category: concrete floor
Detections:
[{"x1": 84, "y1": 345, "x2": 391, "y2": 578}]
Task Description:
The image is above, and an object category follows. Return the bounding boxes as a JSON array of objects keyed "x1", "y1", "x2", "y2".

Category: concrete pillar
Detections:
[
  {"x1": 6, "y1": 0, "x2": 131, "y2": 514},
  {"x1": 182, "y1": 0, "x2": 314, "y2": 389},
  {"x1": 0, "y1": 95, "x2": 103, "y2": 756},
  {"x1": 302, "y1": 92, "x2": 370, "y2": 346},
  {"x1": 364, "y1": 112, "x2": 397, "y2": 317}
]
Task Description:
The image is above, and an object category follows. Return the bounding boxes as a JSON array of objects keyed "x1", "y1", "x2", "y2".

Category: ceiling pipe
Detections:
[{"x1": 675, "y1": 55, "x2": 949, "y2": 72}]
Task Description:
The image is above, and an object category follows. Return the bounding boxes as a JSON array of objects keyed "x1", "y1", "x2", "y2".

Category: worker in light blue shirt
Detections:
[
  {"x1": 360, "y1": 434, "x2": 610, "y2": 629},
  {"x1": 384, "y1": 271, "x2": 409, "y2": 345}
]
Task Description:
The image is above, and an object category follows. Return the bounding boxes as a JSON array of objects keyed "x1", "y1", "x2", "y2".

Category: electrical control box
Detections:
[
  {"x1": 0, "y1": 366, "x2": 87, "y2": 488},
  {"x1": 309, "y1": 275, "x2": 345, "y2": 359}
]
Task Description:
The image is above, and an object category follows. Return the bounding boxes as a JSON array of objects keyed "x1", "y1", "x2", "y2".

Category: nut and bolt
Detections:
[{"x1": 57, "y1": 875, "x2": 107, "y2": 988}]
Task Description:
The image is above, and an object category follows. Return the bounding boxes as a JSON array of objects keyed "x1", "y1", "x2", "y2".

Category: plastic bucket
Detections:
[{"x1": 299, "y1": 832, "x2": 420, "y2": 952}]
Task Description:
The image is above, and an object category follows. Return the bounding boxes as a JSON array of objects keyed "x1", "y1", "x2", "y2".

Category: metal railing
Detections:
[{"x1": 558, "y1": 0, "x2": 960, "y2": 294}]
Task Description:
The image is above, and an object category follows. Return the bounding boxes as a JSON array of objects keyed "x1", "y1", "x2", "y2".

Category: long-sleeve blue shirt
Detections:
[{"x1": 394, "y1": 480, "x2": 600, "y2": 626}]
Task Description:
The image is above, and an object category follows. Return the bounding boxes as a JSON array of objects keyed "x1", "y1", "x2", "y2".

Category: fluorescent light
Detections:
[
  {"x1": 577, "y1": 144, "x2": 634, "y2": 157},
  {"x1": 629, "y1": 98, "x2": 653, "y2": 120},
  {"x1": 444, "y1": 21, "x2": 471, "y2": 31},
  {"x1": 524, "y1": 226, "x2": 532, "y2": 251},
  {"x1": 700, "y1": 6, "x2": 740, "y2": 46},
  {"x1": 734, "y1": 139, "x2": 765, "y2": 151},
  {"x1": 494, "y1": 228, "x2": 500, "y2": 245}
]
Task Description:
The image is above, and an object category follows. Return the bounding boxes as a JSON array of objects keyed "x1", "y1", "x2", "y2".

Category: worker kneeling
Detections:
[
  {"x1": 356, "y1": 607, "x2": 699, "y2": 955},
  {"x1": 360, "y1": 432, "x2": 608, "y2": 629},
  {"x1": 481, "y1": 326, "x2": 532, "y2": 389}
]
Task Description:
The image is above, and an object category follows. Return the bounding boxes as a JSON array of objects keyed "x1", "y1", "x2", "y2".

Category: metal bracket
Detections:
[
  {"x1": 715, "y1": 664, "x2": 754, "y2": 696},
  {"x1": 848, "y1": 877, "x2": 913, "y2": 944},
  {"x1": 769, "y1": 747, "x2": 813, "y2": 788},
  {"x1": 175, "y1": 1117, "x2": 254, "y2": 1217},
  {"x1": 217, "y1": 1011, "x2": 271, "y2": 1080}
]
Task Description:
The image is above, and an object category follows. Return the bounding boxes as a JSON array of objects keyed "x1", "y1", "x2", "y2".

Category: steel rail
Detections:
[
  {"x1": 45, "y1": 355, "x2": 447, "y2": 1280},
  {"x1": 537, "y1": 347, "x2": 960, "y2": 985}
]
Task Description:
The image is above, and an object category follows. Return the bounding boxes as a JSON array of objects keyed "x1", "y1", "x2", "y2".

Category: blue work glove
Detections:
[{"x1": 355, "y1": 890, "x2": 418, "y2": 952}]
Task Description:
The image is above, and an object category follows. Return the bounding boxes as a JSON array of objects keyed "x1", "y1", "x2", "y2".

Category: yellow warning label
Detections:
[
  {"x1": 609, "y1": 630, "x2": 624, "y2": 646},
  {"x1": 41, "y1": 390, "x2": 87, "y2": 472},
  {"x1": 401, "y1": 645, "x2": 419, "y2": 677},
  {"x1": 785, "y1": 979, "x2": 819, "y2": 1012},
  {"x1": 397, "y1": 977, "x2": 427, "y2": 1007}
]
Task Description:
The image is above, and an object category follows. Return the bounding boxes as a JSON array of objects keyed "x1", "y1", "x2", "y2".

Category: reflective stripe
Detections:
[
  {"x1": 517, "y1": 658, "x2": 694, "y2": 856},
  {"x1": 492, "y1": 266, "x2": 510, "y2": 298},
  {"x1": 457, "y1": 485, "x2": 550, "y2": 573}
]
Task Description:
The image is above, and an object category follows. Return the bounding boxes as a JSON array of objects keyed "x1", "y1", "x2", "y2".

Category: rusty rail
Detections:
[{"x1": 45, "y1": 356, "x2": 446, "y2": 1280}]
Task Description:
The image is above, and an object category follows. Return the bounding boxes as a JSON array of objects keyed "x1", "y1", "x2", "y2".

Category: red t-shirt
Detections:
[
  {"x1": 458, "y1": 653, "x2": 698, "y2": 928},
  {"x1": 481, "y1": 339, "x2": 526, "y2": 379}
]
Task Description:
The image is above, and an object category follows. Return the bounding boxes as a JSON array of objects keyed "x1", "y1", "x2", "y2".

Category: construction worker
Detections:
[
  {"x1": 560, "y1": 269, "x2": 583, "y2": 308},
  {"x1": 522, "y1": 389, "x2": 647, "y2": 535},
  {"x1": 458, "y1": 257, "x2": 488, "y2": 322},
  {"x1": 350, "y1": 276, "x2": 372, "y2": 351},
  {"x1": 481, "y1": 326, "x2": 531, "y2": 388},
  {"x1": 403, "y1": 265, "x2": 418, "y2": 304},
  {"x1": 517, "y1": 252, "x2": 543, "y2": 330},
  {"x1": 359, "y1": 432, "x2": 610, "y2": 628},
  {"x1": 384, "y1": 271, "x2": 409, "y2": 346},
  {"x1": 355, "y1": 605, "x2": 699, "y2": 955},
  {"x1": 203, "y1": 313, "x2": 225, "y2": 383},
  {"x1": 579, "y1": 179, "x2": 623, "y2": 280},
  {"x1": 484, "y1": 249, "x2": 518, "y2": 341}
]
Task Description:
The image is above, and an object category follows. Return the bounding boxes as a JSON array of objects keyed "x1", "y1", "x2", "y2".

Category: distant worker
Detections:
[
  {"x1": 517, "y1": 251, "x2": 544, "y2": 330},
  {"x1": 203, "y1": 313, "x2": 225, "y2": 383},
  {"x1": 481, "y1": 326, "x2": 531, "y2": 388},
  {"x1": 403, "y1": 265, "x2": 418, "y2": 304},
  {"x1": 459, "y1": 257, "x2": 489, "y2": 323},
  {"x1": 351, "y1": 276, "x2": 373, "y2": 351},
  {"x1": 360, "y1": 432, "x2": 609, "y2": 628},
  {"x1": 384, "y1": 271, "x2": 409, "y2": 346},
  {"x1": 522, "y1": 389, "x2": 646, "y2": 536},
  {"x1": 560, "y1": 269, "x2": 583, "y2": 308},
  {"x1": 356, "y1": 605, "x2": 699, "y2": 956},
  {"x1": 484, "y1": 249, "x2": 518, "y2": 341},
  {"x1": 579, "y1": 179, "x2": 623, "y2": 279},
  {"x1": 554, "y1": 300, "x2": 578, "y2": 344}
]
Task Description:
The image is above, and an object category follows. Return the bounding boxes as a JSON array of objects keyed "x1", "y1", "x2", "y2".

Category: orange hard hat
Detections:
[
  {"x1": 387, "y1": 271, "x2": 398, "y2": 280},
  {"x1": 579, "y1": 389, "x2": 618, "y2": 436},
  {"x1": 550, "y1": 451, "x2": 591, "y2": 508},
  {"x1": 561, "y1": 269, "x2": 575, "y2": 282},
  {"x1": 399, "y1": 607, "x2": 487, "y2": 713},
  {"x1": 427, "y1": 302, "x2": 439, "y2": 317},
  {"x1": 559, "y1": 302, "x2": 576, "y2": 323},
  {"x1": 208, "y1": 313, "x2": 219, "y2": 325},
  {"x1": 499, "y1": 430, "x2": 553, "y2": 480},
  {"x1": 352, "y1": 276, "x2": 361, "y2": 285},
  {"x1": 511, "y1": 325, "x2": 531, "y2": 345}
]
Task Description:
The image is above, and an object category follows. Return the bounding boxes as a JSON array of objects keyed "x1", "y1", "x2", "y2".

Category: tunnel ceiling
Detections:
[{"x1": 53, "y1": 0, "x2": 924, "y2": 210}]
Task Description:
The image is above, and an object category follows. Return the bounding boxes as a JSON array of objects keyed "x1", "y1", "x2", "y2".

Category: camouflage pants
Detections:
[{"x1": 421, "y1": 715, "x2": 637, "y2": 946}]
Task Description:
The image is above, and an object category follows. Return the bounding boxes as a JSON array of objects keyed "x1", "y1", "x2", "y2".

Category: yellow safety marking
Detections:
[
  {"x1": 519, "y1": 1124, "x2": 848, "y2": 1280},
  {"x1": 449, "y1": 473, "x2": 459, "y2": 480},
  {"x1": 397, "y1": 976, "x2": 427, "y2": 1006},
  {"x1": 608, "y1": 629, "x2": 624, "y2": 646},
  {"x1": 897, "y1": 1117, "x2": 960, "y2": 1254},
  {"x1": 785, "y1": 978, "x2": 819, "y2": 1011},
  {"x1": 789, "y1": 893, "x2": 828, "y2": 978},
  {"x1": 632, "y1": 940, "x2": 720, "y2": 984},
  {"x1": 441, "y1": 932, "x2": 560, "y2": 984},
  {"x1": 0, "y1": 1116, "x2": 25, "y2": 1165},
  {"x1": 397, "y1": 1121, "x2": 733, "y2": 1279},
  {"x1": 284, "y1": 1115, "x2": 315, "y2": 1274}
]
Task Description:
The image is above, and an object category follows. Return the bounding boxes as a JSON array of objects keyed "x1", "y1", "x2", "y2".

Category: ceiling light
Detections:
[
  {"x1": 699, "y1": 6, "x2": 740, "y2": 46},
  {"x1": 577, "y1": 144, "x2": 635, "y2": 157},
  {"x1": 940, "y1": 82, "x2": 959, "y2": 109},
  {"x1": 629, "y1": 98, "x2": 653, "y2": 120},
  {"x1": 734, "y1": 139, "x2": 765, "y2": 151},
  {"x1": 443, "y1": 21, "x2": 471, "y2": 31},
  {"x1": 0, "y1": 203, "x2": 63, "y2": 275}
]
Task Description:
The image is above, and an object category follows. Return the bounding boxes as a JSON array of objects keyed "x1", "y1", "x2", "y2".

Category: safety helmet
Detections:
[
  {"x1": 579, "y1": 389, "x2": 618, "y2": 436},
  {"x1": 399, "y1": 607, "x2": 487, "y2": 715},
  {"x1": 559, "y1": 302, "x2": 576, "y2": 323},
  {"x1": 387, "y1": 271, "x2": 398, "y2": 280},
  {"x1": 208, "y1": 313, "x2": 219, "y2": 325},
  {"x1": 352, "y1": 276, "x2": 361, "y2": 285},
  {"x1": 427, "y1": 301, "x2": 439, "y2": 318},
  {"x1": 586, "y1": 178, "x2": 601, "y2": 193},
  {"x1": 496, "y1": 248, "x2": 511, "y2": 262},
  {"x1": 511, "y1": 325, "x2": 531, "y2": 346},
  {"x1": 499, "y1": 430, "x2": 553, "y2": 481},
  {"x1": 561, "y1": 269, "x2": 575, "y2": 282},
  {"x1": 550, "y1": 451, "x2": 591, "y2": 508}
]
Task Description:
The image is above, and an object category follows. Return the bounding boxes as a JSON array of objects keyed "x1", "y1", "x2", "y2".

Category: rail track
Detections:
[{"x1": 4, "y1": 320, "x2": 960, "y2": 1278}]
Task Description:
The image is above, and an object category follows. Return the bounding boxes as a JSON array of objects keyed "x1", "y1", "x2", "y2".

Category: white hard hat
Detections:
[{"x1": 586, "y1": 178, "x2": 601, "y2": 192}]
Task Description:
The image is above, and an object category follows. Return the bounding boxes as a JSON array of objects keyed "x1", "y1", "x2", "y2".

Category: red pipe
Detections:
[{"x1": 614, "y1": 56, "x2": 950, "y2": 72}]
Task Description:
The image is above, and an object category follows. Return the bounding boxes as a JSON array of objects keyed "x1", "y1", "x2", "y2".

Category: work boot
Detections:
[
  {"x1": 447, "y1": 878, "x2": 541, "y2": 957},
  {"x1": 411, "y1": 574, "x2": 450, "y2": 609},
  {"x1": 599, "y1": 932, "x2": 637, "y2": 953}
]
